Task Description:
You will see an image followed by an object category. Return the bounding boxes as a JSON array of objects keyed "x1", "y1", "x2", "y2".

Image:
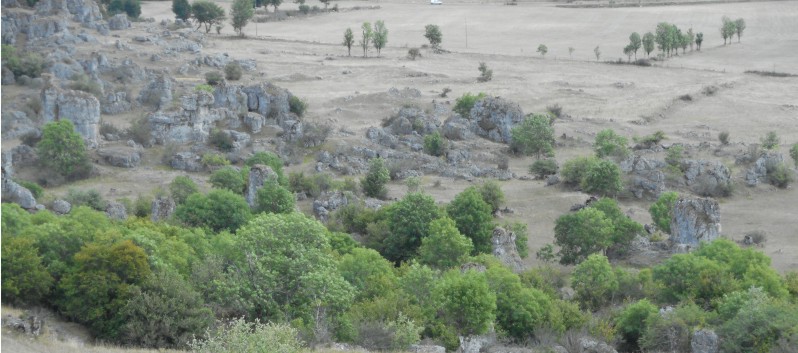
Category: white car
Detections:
[{"x1": 430, "y1": 0, "x2": 443, "y2": 5}]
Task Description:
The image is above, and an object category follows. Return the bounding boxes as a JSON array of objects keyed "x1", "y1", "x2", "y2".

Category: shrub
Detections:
[
  {"x1": 1, "y1": 237, "x2": 54, "y2": 305},
  {"x1": 768, "y1": 163, "x2": 794, "y2": 188},
  {"x1": 20, "y1": 131, "x2": 42, "y2": 147},
  {"x1": 384, "y1": 192, "x2": 443, "y2": 263},
  {"x1": 169, "y1": 176, "x2": 199, "y2": 205},
  {"x1": 37, "y1": 120, "x2": 92, "y2": 180},
  {"x1": 571, "y1": 254, "x2": 617, "y2": 310},
  {"x1": 635, "y1": 130, "x2": 666, "y2": 149},
  {"x1": 510, "y1": 114, "x2": 555, "y2": 157},
  {"x1": 665, "y1": 145, "x2": 684, "y2": 167},
  {"x1": 616, "y1": 299, "x2": 658, "y2": 346},
  {"x1": 547, "y1": 103, "x2": 563, "y2": 119},
  {"x1": 132, "y1": 194, "x2": 152, "y2": 218},
  {"x1": 245, "y1": 152, "x2": 287, "y2": 185},
  {"x1": 760, "y1": 131, "x2": 780, "y2": 150},
  {"x1": 791, "y1": 143, "x2": 798, "y2": 167},
  {"x1": 205, "y1": 71, "x2": 224, "y2": 85},
  {"x1": 719, "y1": 131, "x2": 730, "y2": 145},
  {"x1": 175, "y1": 189, "x2": 251, "y2": 232},
  {"x1": 1, "y1": 44, "x2": 46, "y2": 78},
  {"x1": 581, "y1": 159, "x2": 623, "y2": 196},
  {"x1": 477, "y1": 62, "x2": 492, "y2": 82},
  {"x1": 423, "y1": 131, "x2": 446, "y2": 157},
  {"x1": 440, "y1": 87, "x2": 451, "y2": 98},
  {"x1": 477, "y1": 180, "x2": 504, "y2": 214},
  {"x1": 594, "y1": 129, "x2": 630, "y2": 159},
  {"x1": 172, "y1": 0, "x2": 191, "y2": 21},
  {"x1": 68, "y1": 74, "x2": 103, "y2": 98},
  {"x1": 109, "y1": 0, "x2": 141, "y2": 17},
  {"x1": 194, "y1": 84, "x2": 213, "y2": 93},
  {"x1": 15, "y1": 179, "x2": 43, "y2": 199},
  {"x1": 649, "y1": 191, "x2": 678, "y2": 234},
  {"x1": 289, "y1": 95, "x2": 307, "y2": 117},
  {"x1": 361, "y1": 158, "x2": 389, "y2": 199},
  {"x1": 529, "y1": 159, "x2": 558, "y2": 178},
  {"x1": 224, "y1": 62, "x2": 243, "y2": 80},
  {"x1": 448, "y1": 187, "x2": 494, "y2": 254},
  {"x1": 433, "y1": 270, "x2": 496, "y2": 336},
  {"x1": 561, "y1": 156, "x2": 599, "y2": 187},
  {"x1": 209, "y1": 167, "x2": 245, "y2": 193},
  {"x1": 66, "y1": 189, "x2": 106, "y2": 211},
  {"x1": 190, "y1": 318, "x2": 303, "y2": 353},
  {"x1": 299, "y1": 121, "x2": 332, "y2": 147},
  {"x1": 200, "y1": 153, "x2": 230, "y2": 167},
  {"x1": 126, "y1": 116, "x2": 152, "y2": 147},
  {"x1": 407, "y1": 48, "x2": 421, "y2": 60},
  {"x1": 506, "y1": 222, "x2": 529, "y2": 259},
  {"x1": 453, "y1": 92, "x2": 486, "y2": 117},
  {"x1": 254, "y1": 180, "x2": 295, "y2": 214},
  {"x1": 424, "y1": 24, "x2": 442, "y2": 49},
  {"x1": 298, "y1": 4, "x2": 309, "y2": 14}
]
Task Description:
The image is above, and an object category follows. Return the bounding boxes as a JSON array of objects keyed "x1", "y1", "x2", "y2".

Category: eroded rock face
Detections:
[
  {"x1": 148, "y1": 91, "x2": 226, "y2": 145},
  {"x1": 246, "y1": 164, "x2": 278, "y2": 208},
  {"x1": 97, "y1": 146, "x2": 141, "y2": 168},
  {"x1": 409, "y1": 344, "x2": 445, "y2": 353},
  {"x1": 138, "y1": 76, "x2": 174, "y2": 110},
  {"x1": 105, "y1": 201, "x2": 127, "y2": 220},
  {"x1": 579, "y1": 337, "x2": 618, "y2": 353},
  {"x1": 691, "y1": 329, "x2": 719, "y2": 353},
  {"x1": 745, "y1": 152, "x2": 784, "y2": 186},
  {"x1": 682, "y1": 160, "x2": 732, "y2": 196},
  {"x1": 1, "y1": 167, "x2": 37, "y2": 209},
  {"x1": 150, "y1": 196, "x2": 176, "y2": 222},
  {"x1": 312, "y1": 191, "x2": 350, "y2": 223},
  {"x1": 107, "y1": 13, "x2": 129, "y2": 30},
  {"x1": 102, "y1": 92, "x2": 132, "y2": 114},
  {"x1": 169, "y1": 152, "x2": 203, "y2": 172},
  {"x1": 670, "y1": 197, "x2": 721, "y2": 247},
  {"x1": 621, "y1": 155, "x2": 666, "y2": 199},
  {"x1": 1, "y1": 110, "x2": 37, "y2": 139},
  {"x1": 491, "y1": 227, "x2": 523, "y2": 272},
  {"x1": 41, "y1": 82, "x2": 101, "y2": 147},
  {"x1": 468, "y1": 97, "x2": 525, "y2": 143},
  {"x1": 458, "y1": 334, "x2": 496, "y2": 353},
  {"x1": 52, "y1": 199, "x2": 72, "y2": 214}
]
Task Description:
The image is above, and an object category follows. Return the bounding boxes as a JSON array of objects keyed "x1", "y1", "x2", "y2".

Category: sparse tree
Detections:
[
  {"x1": 696, "y1": 32, "x2": 704, "y2": 50},
  {"x1": 477, "y1": 62, "x2": 492, "y2": 82},
  {"x1": 721, "y1": 16, "x2": 736, "y2": 45},
  {"x1": 568, "y1": 47, "x2": 575, "y2": 58},
  {"x1": 537, "y1": 44, "x2": 548, "y2": 57},
  {"x1": 734, "y1": 18, "x2": 746, "y2": 43},
  {"x1": 37, "y1": 120, "x2": 92, "y2": 180},
  {"x1": 191, "y1": 0, "x2": 226, "y2": 33},
  {"x1": 424, "y1": 24, "x2": 442, "y2": 50},
  {"x1": 343, "y1": 28, "x2": 354, "y2": 56},
  {"x1": 360, "y1": 22, "x2": 373, "y2": 57},
  {"x1": 361, "y1": 157, "x2": 389, "y2": 199},
  {"x1": 230, "y1": 0, "x2": 254, "y2": 36},
  {"x1": 679, "y1": 30, "x2": 689, "y2": 54},
  {"x1": 319, "y1": 0, "x2": 330, "y2": 9},
  {"x1": 629, "y1": 32, "x2": 641, "y2": 59},
  {"x1": 372, "y1": 20, "x2": 388, "y2": 56},
  {"x1": 510, "y1": 113, "x2": 555, "y2": 158},
  {"x1": 623, "y1": 45, "x2": 633, "y2": 62},
  {"x1": 642, "y1": 32, "x2": 655, "y2": 57},
  {"x1": 265, "y1": 0, "x2": 282, "y2": 12},
  {"x1": 687, "y1": 28, "x2": 695, "y2": 51},
  {"x1": 760, "y1": 131, "x2": 780, "y2": 150},
  {"x1": 594, "y1": 45, "x2": 601, "y2": 61},
  {"x1": 172, "y1": 0, "x2": 191, "y2": 21}
]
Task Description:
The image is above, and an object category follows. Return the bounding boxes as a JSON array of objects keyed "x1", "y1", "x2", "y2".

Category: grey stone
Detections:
[
  {"x1": 1, "y1": 167, "x2": 37, "y2": 209},
  {"x1": 467, "y1": 96, "x2": 525, "y2": 143},
  {"x1": 579, "y1": 337, "x2": 618, "y2": 353},
  {"x1": 682, "y1": 160, "x2": 732, "y2": 196},
  {"x1": 244, "y1": 112, "x2": 265, "y2": 133},
  {"x1": 150, "y1": 196, "x2": 176, "y2": 222},
  {"x1": 670, "y1": 197, "x2": 721, "y2": 247},
  {"x1": 312, "y1": 191, "x2": 350, "y2": 223},
  {"x1": 97, "y1": 146, "x2": 141, "y2": 168},
  {"x1": 105, "y1": 201, "x2": 127, "y2": 220},
  {"x1": 366, "y1": 127, "x2": 398, "y2": 148},
  {"x1": 28, "y1": 17, "x2": 70, "y2": 42},
  {"x1": 107, "y1": 14, "x2": 130, "y2": 30},
  {"x1": 52, "y1": 199, "x2": 71, "y2": 214},
  {"x1": 102, "y1": 91, "x2": 132, "y2": 114},
  {"x1": 491, "y1": 227, "x2": 524, "y2": 272},
  {"x1": 621, "y1": 155, "x2": 666, "y2": 199},
  {"x1": 1, "y1": 110, "x2": 37, "y2": 139},
  {"x1": 410, "y1": 344, "x2": 446, "y2": 353},
  {"x1": 2, "y1": 66, "x2": 15, "y2": 85},
  {"x1": 148, "y1": 91, "x2": 227, "y2": 145},
  {"x1": 169, "y1": 152, "x2": 203, "y2": 172},
  {"x1": 746, "y1": 152, "x2": 784, "y2": 186},
  {"x1": 137, "y1": 75, "x2": 174, "y2": 110},
  {"x1": 458, "y1": 334, "x2": 495, "y2": 353},
  {"x1": 691, "y1": 329, "x2": 719, "y2": 353},
  {"x1": 546, "y1": 174, "x2": 560, "y2": 186},
  {"x1": 246, "y1": 164, "x2": 278, "y2": 208},
  {"x1": 442, "y1": 115, "x2": 475, "y2": 140},
  {"x1": 41, "y1": 81, "x2": 101, "y2": 148}
]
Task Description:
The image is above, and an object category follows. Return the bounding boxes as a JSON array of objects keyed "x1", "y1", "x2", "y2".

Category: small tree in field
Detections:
[
  {"x1": 696, "y1": 32, "x2": 704, "y2": 50},
  {"x1": 734, "y1": 18, "x2": 746, "y2": 43},
  {"x1": 721, "y1": 16, "x2": 736, "y2": 45},
  {"x1": 37, "y1": 120, "x2": 91, "y2": 180},
  {"x1": 362, "y1": 157, "x2": 389, "y2": 199},
  {"x1": 629, "y1": 32, "x2": 641, "y2": 59},
  {"x1": 230, "y1": 0, "x2": 254, "y2": 36},
  {"x1": 172, "y1": 0, "x2": 191, "y2": 21},
  {"x1": 424, "y1": 24, "x2": 442, "y2": 49},
  {"x1": 642, "y1": 32, "x2": 655, "y2": 57},
  {"x1": 477, "y1": 62, "x2": 492, "y2": 82},
  {"x1": 686, "y1": 28, "x2": 695, "y2": 51},
  {"x1": 510, "y1": 114, "x2": 555, "y2": 158},
  {"x1": 536, "y1": 44, "x2": 548, "y2": 57},
  {"x1": 343, "y1": 28, "x2": 354, "y2": 56},
  {"x1": 568, "y1": 47, "x2": 575, "y2": 58},
  {"x1": 191, "y1": 0, "x2": 225, "y2": 33},
  {"x1": 360, "y1": 22, "x2": 373, "y2": 57},
  {"x1": 372, "y1": 20, "x2": 388, "y2": 56},
  {"x1": 594, "y1": 45, "x2": 601, "y2": 61}
]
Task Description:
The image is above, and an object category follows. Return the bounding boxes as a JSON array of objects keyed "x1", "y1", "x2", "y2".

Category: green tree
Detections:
[
  {"x1": 418, "y1": 217, "x2": 474, "y2": 269},
  {"x1": 245, "y1": 152, "x2": 287, "y2": 186},
  {"x1": 616, "y1": 299, "x2": 658, "y2": 346},
  {"x1": 265, "y1": 0, "x2": 282, "y2": 11},
  {"x1": 254, "y1": 180, "x2": 295, "y2": 214},
  {"x1": 230, "y1": 0, "x2": 254, "y2": 36},
  {"x1": 360, "y1": 22, "x2": 373, "y2": 57},
  {"x1": 384, "y1": 192, "x2": 443, "y2": 263},
  {"x1": 447, "y1": 187, "x2": 494, "y2": 254},
  {"x1": 629, "y1": 32, "x2": 641, "y2": 59},
  {"x1": 718, "y1": 293, "x2": 798, "y2": 353},
  {"x1": 343, "y1": 28, "x2": 354, "y2": 56},
  {"x1": 790, "y1": 143, "x2": 798, "y2": 167},
  {"x1": 174, "y1": 189, "x2": 251, "y2": 233},
  {"x1": 554, "y1": 207, "x2": 614, "y2": 265},
  {"x1": 510, "y1": 113, "x2": 555, "y2": 158},
  {"x1": 170, "y1": 176, "x2": 199, "y2": 205},
  {"x1": 571, "y1": 254, "x2": 617, "y2": 310},
  {"x1": 642, "y1": 32, "x2": 655, "y2": 57},
  {"x1": 594, "y1": 129, "x2": 630, "y2": 159},
  {"x1": 1, "y1": 236, "x2": 54, "y2": 305},
  {"x1": 655, "y1": 22, "x2": 674, "y2": 56},
  {"x1": 424, "y1": 24, "x2": 442, "y2": 49},
  {"x1": 649, "y1": 191, "x2": 678, "y2": 234},
  {"x1": 109, "y1": 0, "x2": 141, "y2": 17},
  {"x1": 561, "y1": 155, "x2": 599, "y2": 186},
  {"x1": 209, "y1": 167, "x2": 245, "y2": 194},
  {"x1": 652, "y1": 253, "x2": 735, "y2": 305},
  {"x1": 338, "y1": 247, "x2": 397, "y2": 300},
  {"x1": 696, "y1": 32, "x2": 704, "y2": 50},
  {"x1": 477, "y1": 180, "x2": 504, "y2": 214},
  {"x1": 37, "y1": 120, "x2": 92, "y2": 180},
  {"x1": 686, "y1": 27, "x2": 695, "y2": 51},
  {"x1": 486, "y1": 264, "x2": 552, "y2": 341},
  {"x1": 581, "y1": 159, "x2": 623, "y2": 196},
  {"x1": 734, "y1": 18, "x2": 746, "y2": 43},
  {"x1": 536, "y1": 44, "x2": 548, "y2": 57},
  {"x1": 529, "y1": 159, "x2": 558, "y2": 178},
  {"x1": 424, "y1": 131, "x2": 446, "y2": 157},
  {"x1": 120, "y1": 270, "x2": 214, "y2": 348},
  {"x1": 761, "y1": 131, "x2": 780, "y2": 150},
  {"x1": 58, "y1": 240, "x2": 152, "y2": 339},
  {"x1": 721, "y1": 16, "x2": 736, "y2": 45},
  {"x1": 172, "y1": 0, "x2": 191, "y2": 21},
  {"x1": 361, "y1": 157, "x2": 389, "y2": 199},
  {"x1": 191, "y1": 0, "x2": 226, "y2": 33},
  {"x1": 589, "y1": 198, "x2": 643, "y2": 256},
  {"x1": 452, "y1": 92, "x2": 486, "y2": 117},
  {"x1": 372, "y1": 20, "x2": 388, "y2": 56},
  {"x1": 433, "y1": 269, "x2": 496, "y2": 336}
]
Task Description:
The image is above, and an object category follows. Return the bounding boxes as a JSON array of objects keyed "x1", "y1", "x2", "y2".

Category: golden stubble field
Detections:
[{"x1": 42, "y1": 0, "x2": 798, "y2": 272}]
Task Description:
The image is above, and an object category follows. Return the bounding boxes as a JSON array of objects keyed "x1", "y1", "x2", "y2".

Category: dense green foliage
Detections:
[
  {"x1": 254, "y1": 180, "x2": 296, "y2": 214},
  {"x1": 433, "y1": 269, "x2": 496, "y2": 336},
  {"x1": 529, "y1": 159, "x2": 558, "y2": 178},
  {"x1": 616, "y1": 299, "x2": 658, "y2": 346},
  {"x1": 384, "y1": 192, "x2": 443, "y2": 263},
  {"x1": 1, "y1": 44, "x2": 46, "y2": 78},
  {"x1": 109, "y1": 0, "x2": 141, "y2": 17},
  {"x1": 571, "y1": 254, "x2": 618, "y2": 310},
  {"x1": 476, "y1": 180, "x2": 504, "y2": 214},
  {"x1": 453, "y1": 92, "x2": 486, "y2": 117},
  {"x1": 510, "y1": 114, "x2": 555, "y2": 157},
  {"x1": 372, "y1": 20, "x2": 388, "y2": 56},
  {"x1": 37, "y1": 120, "x2": 92, "y2": 180},
  {"x1": 1, "y1": 236, "x2": 54, "y2": 305},
  {"x1": 560, "y1": 155, "x2": 599, "y2": 187},
  {"x1": 191, "y1": 0, "x2": 226, "y2": 33},
  {"x1": 423, "y1": 131, "x2": 446, "y2": 157},
  {"x1": 361, "y1": 157, "x2": 389, "y2": 199},
  {"x1": 424, "y1": 24, "x2": 442, "y2": 49},
  {"x1": 190, "y1": 318, "x2": 303, "y2": 353},
  {"x1": 343, "y1": 28, "x2": 354, "y2": 56},
  {"x1": 418, "y1": 217, "x2": 473, "y2": 269},
  {"x1": 175, "y1": 189, "x2": 251, "y2": 232},
  {"x1": 169, "y1": 176, "x2": 200, "y2": 205},
  {"x1": 447, "y1": 187, "x2": 494, "y2": 254},
  {"x1": 649, "y1": 191, "x2": 678, "y2": 233},
  {"x1": 554, "y1": 198, "x2": 641, "y2": 264},
  {"x1": 172, "y1": 0, "x2": 191, "y2": 21},
  {"x1": 230, "y1": 0, "x2": 254, "y2": 35},
  {"x1": 209, "y1": 167, "x2": 246, "y2": 193},
  {"x1": 594, "y1": 129, "x2": 630, "y2": 159},
  {"x1": 245, "y1": 151, "x2": 287, "y2": 185},
  {"x1": 581, "y1": 159, "x2": 623, "y2": 196}
]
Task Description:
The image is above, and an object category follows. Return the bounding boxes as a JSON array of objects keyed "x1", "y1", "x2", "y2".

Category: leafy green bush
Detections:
[
  {"x1": 529, "y1": 159, "x2": 558, "y2": 178},
  {"x1": 768, "y1": 163, "x2": 793, "y2": 188},
  {"x1": 194, "y1": 84, "x2": 213, "y2": 93},
  {"x1": 506, "y1": 222, "x2": 529, "y2": 258},
  {"x1": 555, "y1": 207, "x2": 613, "y2": 265},
  {"x1": 37, "y1": 120, "x2": 92, "y2": 180},
  {"x1": 634, "y1": 130, "x2": 666, "y2": 149},
  {"x1": 477, "y1": 62, "x2": 492, "y2": 82},
  {"x1": 66, "y1": 189, "x2": 106, "y2": 211},
  {"x1": 172, "y1": 0, "x2": 191, "y2": 21},
  {"x1": 200, "y1": 153, "x2": 230, "y2": 167},
  {"x1": 453, "y1": 92, "x2": 486, "y2": 117},
  {"x1": 224, "y1": 62, "x2": 243, "y2": 80},
  {"x1": 209, "y1": 167, "x2": 245, "y2": 193},
  {"x1": 190, "y1": 317, "x2": 303, "y2": 353},
  {"x1": 298, "y1": 4, "x2": 310, "y2": 13},
  {"x1": 384, "y1": 192, "x2": 443, "y2": 263},
  {"x1": 208, "y1": 129, "x2": 234, "y2": 152},
  {"x1": 68, "y1": 74, "x2": 103, "y2": 98},
  {"x1": 254, "y1": 180, "x2": 295, "y2": 214},
  {"x1": 447, "y1": 187, "x2": 494, "y2": 254},
  {"x1": 571, "y1": 254, "x2": 617, "y2": 311},
  {"x1": 433, "y1": 269, "x2": 496, "y2": 336},
  {"x1": 245, "y1": 152, "x2": 287, "y2": 185},
  {"x1": 418, "y1": 217, "x2": 473, "y2": 269},
  {"x1": 132, "y1": 194, "x2": 152, "y2": 218},
  {"x1": 15, "y1": 179, "x2": 43, "y2": 199},
  {"x1": 1, "y1": 45, "x2": 46, "y2": 78},
  {"x1": 561, "y1": 156, "x2": 599, "y2": 187},
  {"x1": 665, "y1": 145, "x2": 684, "y2": 167},
  {"x1": 581, "y1": 159, "x2": 623, "y2": 196},
  {"x1": 510, "y1": 114, "x2": 555, "y2": 157},
  {"x1": 594, "y1": 129, "x2": 630, "y2": 159},
  {"x1": 205, "y1": 71, "x2": 224, "y2": 85},
  {"x1": 1, "y1": 237, "x2": 54, "y2": 305},
  {"x1": 174, "y1": 189, "x2": 251, "y2": 233},
  {"x1": 649, "y1": 191, "x2": 678, "y2": 234},
  {"x1": 760, "y1": 131, "x2": 780, "y2": 150},
  {"x1": 361, "y1": 158, "x2": 389, "y2": 199},
  {"x1": 423, "y1": 131, "x2": 446, "y2": 157},
  {"x1": 477, "y1": 180, "x2": 504, "y2": 214},
  {"x1": 289, "y1": 95, "x2": 307, "y2": 117},
  {"x1": 169, "y1": 176, "x2": 200, "y2": 205},
  {"x1": 109, "y1": 0, "x2": 141, "y2": 17},
  {"x1": 718, "y1": 131, "x2": 730, "y2": 145},
  {"x1": 616, "y1": 299, "x2": 657, "y2": 346}
]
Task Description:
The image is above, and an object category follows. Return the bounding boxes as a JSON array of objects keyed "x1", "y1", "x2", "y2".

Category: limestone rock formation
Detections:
[
  {"x1": 681, "y1": 160, "x2": 732, "y2": 196},
  {"x1": 105, "y1": 201, "x2": 127, "y2": 220},
  {"x1": 107, "y1": 13, "x2": 129, "y2": 30},
  {"x1": 148, "y1": 91, "x2": 226, "y2": 145},
  {"x1": 691, "y1": 329, "x2": 719, "y2": 353},
  {"x1": 1, "y1": 167, "x2": 37, "y2": 209},
  {"x1": 491, "y1": 227, "x2": 524, "y2": 272},
  {"x1": 670, "y1": 197, "x2": 721, "y2": 247},
  {"x1": 246, "y1": 164, "x2": 278, "y2": 208},
  {"x1": 442, "y1": 115, "x2": 476, "y2": 140},
  {"x1": 150, "y1": 196, "x2": 176, "y2": 222},
  {"x1": 52, "y1": 199, "x2": 72, "y2": 214},
  {"x1": 312, "y1": 191, "x2": 350, "y2": 223},
  {"x1": 169, "y1": 152, "x2": 203, "y2": 172},
  {"x1": 41, "y1": 81, "x2": 101, "y2": 147},
  {"x1": 97, "y1": 146, "x2": 141, "y2": 168},
  {"x1": 102, "y1": 92, "x2": 133, "y2": 114},
  {"x1": 1, "y1": 110, "x2": 37, "y2": 139},
  {"x1": 458, "y1": 334, "x2": 496, "y2": 353},
  {"x1": 409, "y1": 344, "x2": 445, "y2": 353},
  {"x1": 621, "y1": 155, "x2": 666, "y2": 199},
  {"x1": 467, "y1": 96, "x2": 525, "y2": 143},
  {"x1": 138, "y1": 75, "x2": 174, "y2": 110},
  {"x1": 745, "y1": 151, "x2": 784, "y2": 186},
  {"x1": 578, "y1": 337, "x2": 618, "y2": 353}
]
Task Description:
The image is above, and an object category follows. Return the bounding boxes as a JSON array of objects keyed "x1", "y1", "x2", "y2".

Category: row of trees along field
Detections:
[{"x1": 622, "y1": 17, "x2": 745, "y2": 61}]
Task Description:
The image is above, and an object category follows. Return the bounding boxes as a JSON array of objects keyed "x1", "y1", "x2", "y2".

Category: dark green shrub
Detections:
[
  {"x1": 581, "y1": 159, "x2": 623, "y2": 196},
  {"x1": 649, "y1": 191, "x2": 678, "y2": 234},
  {"x1": 132, "y1": 194, "x2": 152, "y2": 218},
  {"x1": 37, "y1": 120, "x2": 92, "y2": 180},
  {"x1": 208, "y1": 129, "x2": 234, "y2": 152},
  {"x1": 298, "y1": 4, "x2": 310, "y2": 13},
  {"x1": 15, "y1": 179, "x2": 43, "y2": 199},
  {"x1": 288, "y1": 172, "x2": 332, "y2": 198},
  {"x1": 447, "y1": 187, "x2": 494, "y2": 254},
  {"x1": 510, "y1": 114, "x2": 555, "y2": 157},
  {"x1": 635, "y1": 130, "x2": 666, "y2": 149},
  {"x1": 594, "y1": 129, "x2": 630, "y2": 159},
  {"x1": 245, "y1": 152, "x2": 287, "y2": 185},
  {"x1": 477, "y1": 62, "x2": 492, "y2": 82},
  {"x1": 65, "y1": 189, "x2": 106, "y2": 211},
  {"x1": 200, "y1": 153, "x2": 230, "y2": 167},
  {"x1": 254, "y1": 180, "x2": 295, "y2": 214},
  {"x1": 477, "y1": 180, "x2": 504, "y2": 214},
  {"x1": 68, "y1": 74, "x2": 103, "y2": 98},
  {"x1": 224, "y1": 62, "x2": 243, "y2": 81},
  {"x1": 174, "y1": 189, "x2": 251, "y2": 233},
  {"x1": 616, "y1": 299, "x2": 658, "y2": 346},
  {"x1": 665, "y1": 145, "x2": 684, "y2": 167},
  {"x1": 529, "y1": 159, "x2": 558, "y2": 178},
  {"x1": 453, "y1": 92, "x2": 486, "y2": 117},
  {"x1": 407, "y1": 48, "x2": 421, "y2": 60},
  {"x1": 169, "y1": 176, "x2": 199, "y2": 205},
  {"x1": 1, "y1": 237, "x2": 54, "y2": 305},
  {"x1": 361, "y1": 158, "x2": 389, "y2": 199},
  {"x1": 561, "y1": 156, "x2": 599, "y2": 187},
  {"x1": 289, "y1": 95, "x2": 307, "y2": 117},
  {"x1": 768, "y1": 163, "x2": 793, "y2": 188},
  {"x1": 760, "y1": 131, "x2": 780, "y2": 150},
  {"x1": 719, "y1": 131, "x2": 730, "y2": 145},
  {"x1": 1, "y1": 45, "x2": 46, "y2": 78},
  {"x1": 109, "y1": 0, "x2": 141, "y2": 17},
  {"x1": 209, "y1": 167, "x2": 245, "y2": 193},
  {"x1": 423, "y1": 131, "x2": 446, "y2": 157},
  {"x1": 205, "y1": 71, "x2": 224, "y2": 85},
  {"x1": 172, "y1": 0, "x2": 191, "y2": 21}
]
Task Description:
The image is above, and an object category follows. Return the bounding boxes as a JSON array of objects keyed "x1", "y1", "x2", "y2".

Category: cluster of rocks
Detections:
[
  {"x1": 490, "y1": 227, "x2": 524, "y2": 272},
  {"x1": 40, "y1": 76, "x2": 101, "y2": 147},
  {"x1": 743, "y1": 151, "x2": 784, "y2": 186},
  {"x1": 442, "y1": 96, "x2": 525, "y2": 143},
  {"x1": 669, "y1": 197, "x2": 721, "y2": 249}
]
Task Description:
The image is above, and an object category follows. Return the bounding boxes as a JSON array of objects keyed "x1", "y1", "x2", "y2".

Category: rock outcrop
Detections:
[
  {"x1": 745, "y1": 152, "x2": 784, "y2": 186},
  {"x1": 97, "y1": 146, "x2": 141, "y2": 168},
  {"x1": 1, "y1": 110, "x2": 37, "y2": 139},
  {"x1": 312, "y1": 191, "x2": 350, "y2": 223},
  {"x1": 682, "y1": 160, "x2": 732, "y2": 196},
  {"x1": 148, "y1": 91, "x2": 227, "y2": 145},
  {"x1": 458, "y1": 334, "x2": 496, "y2": 353},
  {"x1": 107, "y1": 13, "x2": 129, "y2": 30},
  {"x1": 138, "y1": 75, "x2": 174, "y2": 110},
  {"x1": 246, "y1": 164, "x2": 278, "y2": 208},
  {"x1": 102, "y1": 91, "x2": 133, "y2": 114},
  {"x1": 691, "y1": 329, "x2": 719, "y2": 353},
  {"x1": 1, "y1": 167, "x2": 37, "y2": 210},
  {"x1": 150, "y1": 196, "x2": 176, "y2": 222},
  {"x1": 41, "y1": 81, "x2": 101, "y2": 148},
  {"x1": 621, "y1": 155, "x2": 666, "y2": 199},
  {"x1": 169, "y1": 152, "x2": 204, "y2": 172},
  {"x1": 491, "y1": 227, "x2": 524, "y2": 272},
  {"x1": 670, "y1": 197, "x2": 721, "y2": 247},
  {"x1": 468, "y1": 97, "x2": 525, "y2": 143},
  {"x1": 52, "y1": 199, "x2": 71, "y2": 214},
  {"x1": 105, "y1": 201, "x2": 127, "y2": 220}
]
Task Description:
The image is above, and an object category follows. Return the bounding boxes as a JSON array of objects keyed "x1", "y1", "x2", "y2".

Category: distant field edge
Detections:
[{"x1": 556, "y1": 0, "x2": 791, "y2": 9}]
